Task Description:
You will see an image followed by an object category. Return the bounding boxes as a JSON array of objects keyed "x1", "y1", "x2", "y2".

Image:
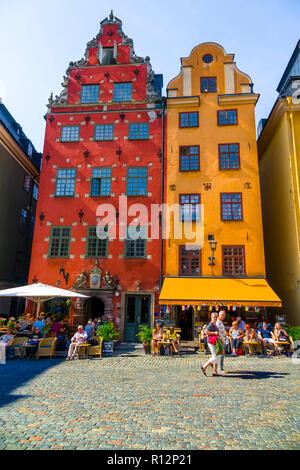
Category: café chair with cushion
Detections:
[
  {"x1": 36, "y1": 337, "x2": 57, "y2": 359},
  {"x1": 87, "y1": 336, "x2": 103, "y2": 359},
  {"x1": 10, "y1": 337, "x2": 28, "y2": 358}
]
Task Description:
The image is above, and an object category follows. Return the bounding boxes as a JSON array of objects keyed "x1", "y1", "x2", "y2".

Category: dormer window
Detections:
[{"x1": 102, "y1": 47, "x2": 114, "y2": 65}]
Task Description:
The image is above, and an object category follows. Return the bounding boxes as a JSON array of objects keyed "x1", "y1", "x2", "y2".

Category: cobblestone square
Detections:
[{"x1": 0, "y1": 348, "x2": 299, "y2": 450}]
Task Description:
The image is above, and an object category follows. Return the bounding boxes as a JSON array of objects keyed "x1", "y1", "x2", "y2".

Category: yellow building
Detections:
[
  {"x1": 159, "y1": 43, "x2": 281, "y2": 338},
  {"x1": 258, "y1": 40, "x2": 300, "y2": 325}
]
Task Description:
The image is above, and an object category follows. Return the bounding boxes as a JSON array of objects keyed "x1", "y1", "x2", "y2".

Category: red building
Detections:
[{"x1": 28, "y1": 12, "x2": 164, "y2": 341}]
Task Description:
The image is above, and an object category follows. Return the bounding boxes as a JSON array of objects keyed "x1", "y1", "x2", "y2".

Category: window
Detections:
[
  {"x1": 219, "y1": 144, "x2": 240, "y2": 169},
  {"x1": 179, "y1": 194, "x2": 200, "y2": 221},
  {"x1": 49, "y1": 227, "x2": 71, "y2": 258},
  {"x1": 201, "y1": 77, "x2": 217, "y2": 93},
  {"x1": 29, "y1": 215, "x2": 35, "y2": 239},
  {"x1": 125, "y1": 227, "x2": 147, "y2": 258},
  {"x1": 94, "y1": 124, "x2": 114, "y2": 141},
  {"x1": 24, "y1": 175, "x2": 31, "y2": 192},
  {"x1": 179, "y1": 112, "x2": 199, "y2": 128},
  {"x1": 221, "y1": 193, "x2": 243, "y2": 221},
  {"x1": 217, "y1": 109, "x2": 238, "y2": 126},
  {"x1": 19, "y1": 209, "x2": 27, "y2": 234},
  {"x1": 102, "y1": 47, "x2": 114, "y2": 65},
  {"x1": 203, "y1": 54, "x2": 213, "y2": 64},
  {"x1": 179, "y1": 246, "x2": 201, "y2": 275},
  {"x1": 33, "y1": 184, "x2": 39, "y2": 200},
  {"x1": 55, "y1": 169, "x2": 77, "y2": 197},
  {"x1": 222, "y1": 246, "x2": 245, "y2": 276},
  {"x1": 61, "y1": 126, "x2": 80, "y2": 142},
  {"x1": 179, "y1": 146, "x2": 200, "y2": 172},
  {"x1": 127, "y1": 167, "x2": 148, "y2": 196},
  {"x1": 129, "y1": 123, "x2": 149, "y2": 140},
  {"x1": 113, "y1": 83, "x2": 132, "y2": 102},
  {"x1": 90, "y1": 168, "x2": 112, "y2": 196},
  {"x1": 81, "y1": 84, "x2": 100, "y2": 103},
  {"x1": 86, "y1": 226, "x2": 108, "y2": 258},
  {"x1": 27, "y1": 143, "x2": 33, "y2": 157}
]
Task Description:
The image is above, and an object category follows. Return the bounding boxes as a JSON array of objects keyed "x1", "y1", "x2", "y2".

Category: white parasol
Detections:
[{"x1": 0, "y1": 283, "x2": 89, "y2": 317}]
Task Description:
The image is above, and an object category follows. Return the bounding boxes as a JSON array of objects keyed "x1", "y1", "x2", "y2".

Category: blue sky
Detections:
[{"x1": 0, "y1": 0, "x2": 299, "y2": 151}]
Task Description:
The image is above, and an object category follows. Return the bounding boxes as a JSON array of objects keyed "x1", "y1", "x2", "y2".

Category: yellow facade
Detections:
[
  {"x1": 258, "y1": 97, "x2": 300, "y2": 324},
  {"x1": 164, "y1": 43, "x2": 266, "y2": 280}
]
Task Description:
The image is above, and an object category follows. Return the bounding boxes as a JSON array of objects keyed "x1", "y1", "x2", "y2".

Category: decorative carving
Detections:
[
  {"x1": 89, "y1": 266, "x2": 102, "y2": 289},
  {"x1": 103, "y1": 271, "x2": 118, "y2": 289},
  {"x1": 72, "y1": 271, "x2": 88, "y2": 289}
]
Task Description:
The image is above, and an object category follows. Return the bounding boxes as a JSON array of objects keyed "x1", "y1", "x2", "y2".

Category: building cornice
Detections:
[
  {"x1": 257, "y1": 98, "x2": 300, "y2": 157},
  {"x1": 218, "y1": 93, "x2": 259, "y2": 106},
  {"x1": 0, "y1": 124, "x2": 40, "y2": 178},
  {"x1": 166, "y1": 96, "x2": 200, "y2": 108}
]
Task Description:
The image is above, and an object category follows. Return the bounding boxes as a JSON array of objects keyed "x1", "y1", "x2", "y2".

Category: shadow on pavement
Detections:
[
  {"x1": 223, "y1": 370, "x2": 290, "y2": 380},
  {"x1": 0, "y1": 358, "x2": 64, "y2": 409}
]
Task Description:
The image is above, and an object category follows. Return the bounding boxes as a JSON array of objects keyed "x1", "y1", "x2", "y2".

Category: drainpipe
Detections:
[{"x1": 160, "y1": 97, "x2": 166, "y2": 290}]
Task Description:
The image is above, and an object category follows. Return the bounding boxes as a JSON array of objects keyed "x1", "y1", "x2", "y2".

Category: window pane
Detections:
[
  {"x1": 90, "y1": 168, "x2": 111, "y2": 196},
  {"x1": 94, "y1": 124, "x2": 114, "y2": 141},
  {"x1": 61, "y1": 126, "x2": 80, "y2": 142},
  {"x1": 55, "y1": 169, "x2": 76, "y2": 196},
  {"x1": 129, "y1": 123, "x2": 149, "y2": 140},
  {"x1": 113, "y1": 83, "x2": 132, "y2": 102},
  {"x1": 81, "y1": 85, "x2": 99, "y2": 103},
  {"x1": 127, "y1": 167, "x2": 147, "y2": 196}
]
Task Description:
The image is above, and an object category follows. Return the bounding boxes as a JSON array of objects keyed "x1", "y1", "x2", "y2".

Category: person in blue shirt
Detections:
[
  {"x1": 258, "y1": 321, "x2": 275, "y2": 354},
  {"x1": 32, "y1": 317, "x2": 45, "y2": 335}
]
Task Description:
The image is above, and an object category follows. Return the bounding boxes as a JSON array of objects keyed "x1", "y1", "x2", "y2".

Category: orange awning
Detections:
[{"x1": 159, "y1": 277, "x2": 282, "y2": 307}]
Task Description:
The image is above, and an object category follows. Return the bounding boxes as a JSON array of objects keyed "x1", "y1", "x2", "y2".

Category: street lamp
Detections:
[{"x1": 208, "y1": 238, "x2": 217, "y2": 266}]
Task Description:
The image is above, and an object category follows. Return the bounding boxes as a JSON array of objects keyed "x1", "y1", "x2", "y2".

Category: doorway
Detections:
[
  {"x1": 124, "y1": 295, "x2": 151, "y2": 342},
  {"x1": 176, "y1": 306, "x2": 194, "y2": 340},
  {"x1": 84, "y1": 297, "x2": 105, "y2": 323}
]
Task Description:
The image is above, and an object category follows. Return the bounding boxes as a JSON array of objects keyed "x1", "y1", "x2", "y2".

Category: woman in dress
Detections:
[
  {"x1": 201, "y1": 312, "x2": 221, "y2": 377},
  {"x1": 151, "y1": 323, "x2": 163, "y2": 356}
]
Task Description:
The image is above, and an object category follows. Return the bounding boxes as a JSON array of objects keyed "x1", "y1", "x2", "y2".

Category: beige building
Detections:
[{"x1": 258, "y1": 40, "x2": 300, "y2": 325}]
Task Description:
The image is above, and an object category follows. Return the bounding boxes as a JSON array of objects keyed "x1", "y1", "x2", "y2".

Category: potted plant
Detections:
[
  {"x1": 42, "y1": 323, "x2": 51, "y2": 337},
  {"x1": 136, "y1": 325, "x2": 153, "y2": 354},
  {"x1": 96, "y1": 322, "x2": 119, "y2": 356},
  {"x1": 7, "y1": 317, "x2": 17, "y2": 332},
  {"x1": 0, "y1": 317, "x2": 7, "y2": 329}
]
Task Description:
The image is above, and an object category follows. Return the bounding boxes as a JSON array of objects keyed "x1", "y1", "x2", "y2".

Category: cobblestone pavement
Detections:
[{"x1": 0, "y1": 347, "x2": 300, "y2": 450}]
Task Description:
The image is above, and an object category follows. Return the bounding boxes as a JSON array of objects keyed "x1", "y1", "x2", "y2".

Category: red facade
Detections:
[{"x1": 28, "y1": 13, "x2": 163, "y2": 340}]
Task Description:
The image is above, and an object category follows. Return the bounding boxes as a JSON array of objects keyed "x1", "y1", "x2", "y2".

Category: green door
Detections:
[{"x1": 124, "y1": 295, "x2": 151, "y2": 342}]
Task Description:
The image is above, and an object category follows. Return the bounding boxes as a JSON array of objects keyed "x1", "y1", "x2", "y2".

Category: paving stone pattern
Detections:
[{"x1": 0, "y1": 347, "x2": 299, "y2": 450}]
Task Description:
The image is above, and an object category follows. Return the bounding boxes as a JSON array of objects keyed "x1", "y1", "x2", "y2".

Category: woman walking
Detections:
[{"x1": 201, "y1": 312, "x2": 221, "y2": 377}]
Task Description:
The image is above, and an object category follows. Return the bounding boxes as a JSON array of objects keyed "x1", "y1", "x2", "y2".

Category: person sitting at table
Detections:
[
  {"x1": 66, "y1": 325, "x2": 88, "y2": 360},
  {"x1": 151, "y1": 323, "x2": 163, "y2": 356},
  {"x1": 229, "y1": 321, "x2": 244, "y2": 356},
  {"x1": 0, "y1": 328, "x2": 15, "y2": 360},
  {"x1": 167, "y1": 327, "x2": 180, "y2": 354},
  {"x1": 32, "y1": 317, "x2": 45, "y2": 336},
  {"x1": 28, "y1": 327, "x2": 44, "y2": 359},
  {"x1": 258, "y1": 321, "x2": 276, "y2": 354},
  {"x1": 244, "y1": 324, "x2": 260, "y2": 355},
  {"x1": 272, "y1": 323, "x2": 291, "y2": 356}
]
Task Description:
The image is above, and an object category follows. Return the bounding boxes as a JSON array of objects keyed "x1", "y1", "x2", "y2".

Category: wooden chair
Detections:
[
  {"x1": 87, "y1": 336, "x2": 103, "y2": 359},
  {"x1": 273, "y1": 336, "x2": 294, "y2": 355},
  {"x1": 36, "y1": 337, "x2": 57, "y2": 359},
  {"x1": 10, "y1": 337, "x2": 28, "y2": 358}
]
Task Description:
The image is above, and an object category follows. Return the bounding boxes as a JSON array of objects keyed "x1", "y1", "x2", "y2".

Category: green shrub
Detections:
[
  {"x1": 136, "y1": 325, "x2": 153, "y2": 346},
  {"x1": 96, "y1": 322, "x2": 119, "y2": 342},
  {"x1": 284, "y1": 325, "x2": 300, "y2": 341}
]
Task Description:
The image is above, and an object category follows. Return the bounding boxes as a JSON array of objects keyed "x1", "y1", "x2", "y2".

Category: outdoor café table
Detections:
[
  {"x1": 75, "y1": 343, "x2": 89, "y2": 359},
  {"x1": 0, "y1": 344, "x2": 5, "y2": 364},
  {"x1": 18, "y1": 344, "x2": 37, "y2": 360}
]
